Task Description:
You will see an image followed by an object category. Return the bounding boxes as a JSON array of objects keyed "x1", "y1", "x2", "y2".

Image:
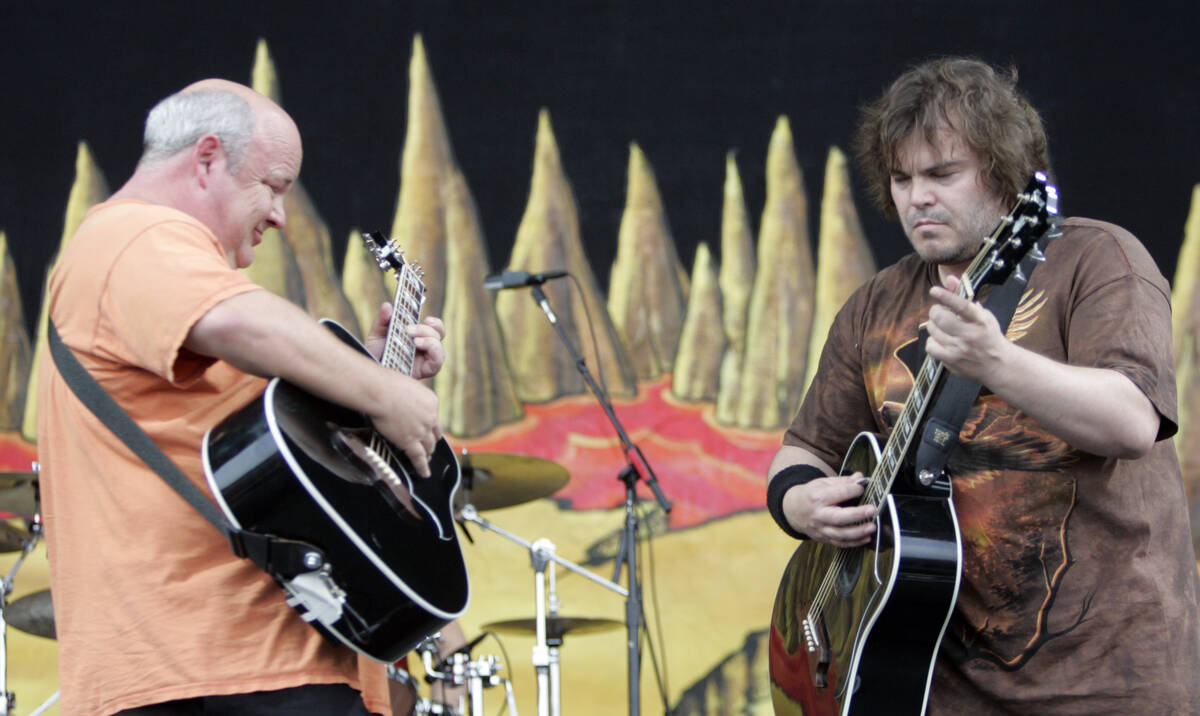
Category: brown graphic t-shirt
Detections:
[{"x1": 784, "y1": 218, "x2": 1200, "y2": 713}]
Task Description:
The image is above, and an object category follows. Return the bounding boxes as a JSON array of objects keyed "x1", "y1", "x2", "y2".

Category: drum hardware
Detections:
[
  {"x1": 425, "y1": 651, "x2": 517, "y2": 716},
  {"x1": 415, "y1": 632, "x2": 517, "y2": 716},
  {"x1": 458, "y1": 504, "x2": 627, "y2": 716},
  {"x1": 0, "y1": 461, "x2": 54, "y2": 716}
]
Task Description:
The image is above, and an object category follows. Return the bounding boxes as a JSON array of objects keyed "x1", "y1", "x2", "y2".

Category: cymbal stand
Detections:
[
  {"x1": 1, "y1": 513, "x2": 43, "y2": 716},
  {"x1": 459, "y1": 505, "x2": 628, "y2": 716}
]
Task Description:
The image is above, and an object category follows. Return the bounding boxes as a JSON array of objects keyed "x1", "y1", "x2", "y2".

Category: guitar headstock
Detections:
[
  {"x1": 361, "y1": 231, "x2": 407, "y2": 273},
  {"x1": 966, "y1": 172, "x2": 1060, "y2": 291},
  {"x1": 360, "y1": 231, "x2": 427, "y2": 323}
]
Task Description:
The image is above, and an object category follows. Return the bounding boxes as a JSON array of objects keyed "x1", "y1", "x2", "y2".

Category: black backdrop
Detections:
[{"x1": 3, "y1": 1, "x2": 1197, "y2": 333}]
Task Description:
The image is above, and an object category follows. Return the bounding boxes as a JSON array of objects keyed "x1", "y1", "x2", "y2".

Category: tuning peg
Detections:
[
  {"x1": 1012, "y1": 265, "x2": 1027, "y2": 283},
  {"x1": 1029, "y1": 246, "x2": 1046, "y2": 263}
]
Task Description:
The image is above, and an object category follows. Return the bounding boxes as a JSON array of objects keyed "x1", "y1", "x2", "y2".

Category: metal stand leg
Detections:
[{"x1": 1, "y1": 510, "x2": 42, "y2": 716}]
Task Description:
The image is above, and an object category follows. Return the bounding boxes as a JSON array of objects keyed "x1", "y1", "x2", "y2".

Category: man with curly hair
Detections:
[{"x1": 768, "y1": 57, "x2": 1200, "y2": 713}]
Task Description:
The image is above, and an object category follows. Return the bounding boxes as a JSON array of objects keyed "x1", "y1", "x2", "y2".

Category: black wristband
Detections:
[{"x1": 767, "y1": 464, "x2": 826, "y2": 540}]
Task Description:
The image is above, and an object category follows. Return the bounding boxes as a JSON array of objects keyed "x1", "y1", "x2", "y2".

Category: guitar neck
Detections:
[
  {"x1": 869, "y1": 252, "x2": 999, "y2": 499},
  {"x1": 380, "y1": 267, "x2": 424, "y2": 377},
  {"x1": 872, "y1": 356, "x2": 945, "y2": 495}
]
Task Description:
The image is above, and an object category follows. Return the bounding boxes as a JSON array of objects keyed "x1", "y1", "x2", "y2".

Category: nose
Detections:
[
  {"x1": 267, "y1": 194, "x2": 287, "y2": 230},
  {"x1": 910, "y1": 176, "x2": 936, "y2": 207}
]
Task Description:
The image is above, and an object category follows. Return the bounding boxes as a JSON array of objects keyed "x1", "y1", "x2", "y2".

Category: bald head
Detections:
[{"x1": 139, "y1": 79, "x2": 296, "y2": 173}]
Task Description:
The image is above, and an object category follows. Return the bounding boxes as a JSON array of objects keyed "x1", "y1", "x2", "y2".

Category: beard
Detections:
[{"x1": 906, "y1": 202, "x2": 1005, "y2": 268}]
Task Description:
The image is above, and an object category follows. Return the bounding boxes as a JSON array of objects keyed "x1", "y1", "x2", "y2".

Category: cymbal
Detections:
[
  {"x1": 7, "y1": 589, "x2": 55, "y2": 639},
  {"x1": 482, "y1": 616, "x2": 622, "y2": 640},
  {"x1": 0, "y1": 473, "x2": 38, "y2": 517},
  {"x1": 0, "y1": 521, "x2": 31, "y2": 552},
  {"x1": 459, "y1": 453, "x2": 568, "y2": 510}
]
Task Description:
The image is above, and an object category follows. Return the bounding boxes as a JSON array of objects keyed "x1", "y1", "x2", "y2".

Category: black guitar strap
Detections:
[
  {"x1": 47, "y1": 319, "x2": 323, "y2": 580},
  {"x1": 914, "y1": 226, "x2": 1056, "y2": 481}
]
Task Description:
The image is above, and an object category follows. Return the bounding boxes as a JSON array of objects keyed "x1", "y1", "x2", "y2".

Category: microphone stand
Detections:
[{"x1": 527, "y1": 284, "x2": 673, "y2": 716}]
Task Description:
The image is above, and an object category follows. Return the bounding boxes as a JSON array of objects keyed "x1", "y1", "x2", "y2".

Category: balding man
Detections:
[{"x1": 37, "y1": 79, "x2": 446, "y2": 714}]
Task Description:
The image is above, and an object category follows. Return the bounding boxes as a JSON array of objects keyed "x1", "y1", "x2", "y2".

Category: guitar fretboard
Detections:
[{"x1": 381, "y1": 266, "x2": 425, "y2": 378}]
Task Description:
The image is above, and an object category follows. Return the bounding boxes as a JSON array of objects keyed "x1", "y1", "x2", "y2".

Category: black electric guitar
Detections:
[
  {"x1": 768, "y1": 174, "x2": 1059, "y2": 715},
  {"x1": 203, "y1": 231, "x2": 468, "y2": 664}
]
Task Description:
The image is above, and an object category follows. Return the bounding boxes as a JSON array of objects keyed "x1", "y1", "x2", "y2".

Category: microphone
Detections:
[{"x1": 483, "y1": 269, "x2": 568, "y2": 290}]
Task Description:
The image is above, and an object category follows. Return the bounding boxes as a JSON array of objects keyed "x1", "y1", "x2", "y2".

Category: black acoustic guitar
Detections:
[
  {"x1": 769, "y1": 175, "x2": 1058, "y2": 715},
  {"x1": 203, "y1": 231, "x2": 469, "y2": 663}
]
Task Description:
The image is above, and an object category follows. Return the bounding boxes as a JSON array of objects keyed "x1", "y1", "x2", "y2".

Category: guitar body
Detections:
[
  {"x1": 769, "y1": 432, "x2": 962, "y2": 715},
  {"x1": 203, "y1": 319, "x2": 469, "y2": 663}
]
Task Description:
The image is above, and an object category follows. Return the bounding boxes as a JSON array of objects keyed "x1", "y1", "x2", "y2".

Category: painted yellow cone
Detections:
[
  {"x1": 672, "y1": 242, "x2": 724, "y2": 400},
  {"x1": 805, "y1": 146, "x2": 875, "y2": 391},
  {"x1": 390, "y1": 34, "x2": 454, "y2": 321},
  {"x1": 436, "y1": 169, "x2": 524, "y2": 436},
  {"x1": 494, "y1": 110, "x2": 636, "y2": 401},
  {"x1": 734, "y1": 118, "x2": 814, "y2": 429},
  {"x1": 250, "y1": 39, "x2": 355, "y2": 327},
  {"x1": 1171, "y1": 184, "x2": 1200, "y2": 553},
  {"x1": 23, "y1": 141, "x2": 110, "y2": 441},
  {"x1": 716, "y1": 153, "x2": 756, "y2": 424},
  {"x1": 0, "y1": 231, "x2": 32, "y2": 429},
  {"x1": 608, "y1": 144, "x2": 689, "y2": 380}
]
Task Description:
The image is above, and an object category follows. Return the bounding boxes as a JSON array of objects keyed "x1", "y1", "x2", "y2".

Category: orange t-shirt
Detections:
[{"x1": 37, "y1": 199, "x2": 390, "y2": 715}]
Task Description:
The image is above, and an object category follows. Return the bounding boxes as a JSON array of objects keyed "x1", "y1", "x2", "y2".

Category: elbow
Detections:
[
  {"x1": 185, "y1": 293, "x2": 275, "y2": 362},
  {"x1": 1111, "y1": 430, "x2": 1157, "y2": 461},
  {"x1": 1102, "y1": 415, "x2": 1160, "y2": 460},
  {"x1": 186, "y1": 306, "x2": 247, "y2": 358},
  {"x1": 1095, "y1": 385, "x2": 1161, "y2": 460}
]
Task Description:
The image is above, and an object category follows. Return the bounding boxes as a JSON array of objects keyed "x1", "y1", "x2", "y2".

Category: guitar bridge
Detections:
[
  {"x1": 332, "y1": 428, "x2": 424, "y2": 522},
  {"x1": 804, "y1": 613, "x2": 834, "y2": 689}
]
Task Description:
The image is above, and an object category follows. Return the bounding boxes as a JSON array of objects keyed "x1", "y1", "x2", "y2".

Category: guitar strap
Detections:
[
  {"x1": 914, "y1": 224, "x2": 1057, "y2": 480},
  {"x1": 47, "y1": 319, "x2": 324, "y2": 581}
]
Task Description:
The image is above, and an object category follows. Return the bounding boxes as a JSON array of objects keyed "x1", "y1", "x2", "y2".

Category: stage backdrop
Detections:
[{"x1": 1, "y1": 4, "x2": 1197, "y2": 715}]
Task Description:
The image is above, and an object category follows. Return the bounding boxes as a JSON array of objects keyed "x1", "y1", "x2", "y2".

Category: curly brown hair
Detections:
[{"x1": 853, "y1": 57, "x2": 1050, "y2": 219}]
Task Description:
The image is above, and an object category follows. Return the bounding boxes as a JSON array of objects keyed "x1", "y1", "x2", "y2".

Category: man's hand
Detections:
[
  {"x1": 925, "y1": 275, "x2": 1011, "y2": 385},
  {"x1": 365, "y1": 303, "x2": 446, "y2": 379},
  {"x1": 368, "y1": 373, "x2": 442, "y2": 478},
  {"x1": 782, "y1": 474, "x2": 877, "y2": 548},
  {"x1": 408, "y1": 316, "x2": 447, "y2": 380}
]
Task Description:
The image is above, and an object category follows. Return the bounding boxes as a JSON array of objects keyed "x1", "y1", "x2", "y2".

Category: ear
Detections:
[{"x1": 192, "y1": 134, "x2": 224, "y2": 189}]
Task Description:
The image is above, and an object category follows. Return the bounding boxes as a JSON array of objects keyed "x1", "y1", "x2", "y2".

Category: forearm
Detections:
[
  {"x1": 186, "y1": 290, "x2": 400, "y2": 417},
  {"x1": 769, "y1": 444, "x2": 834, "y2": 480},
  {"x1": 985, "y1": 341, "x2": 1159, "y2": 458}
]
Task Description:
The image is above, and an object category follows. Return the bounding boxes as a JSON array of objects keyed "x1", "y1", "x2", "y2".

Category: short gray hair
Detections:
[{"x1": 140, "y1": 88, "x2": 255, "y2": 171}]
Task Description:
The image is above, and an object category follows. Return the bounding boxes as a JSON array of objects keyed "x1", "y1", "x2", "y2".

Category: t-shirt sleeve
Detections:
[
  {"x1": 1062, "y1": 224, "x2": 1178, "y2": 439},
  {"x1": 783, "y1": 283, "x2": 878, "y2": 469},
  {"x1": 100, "y1": 219, "x2": 261, "y2": 385}
]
